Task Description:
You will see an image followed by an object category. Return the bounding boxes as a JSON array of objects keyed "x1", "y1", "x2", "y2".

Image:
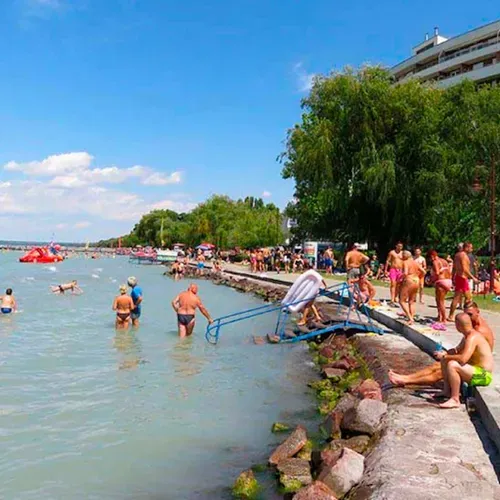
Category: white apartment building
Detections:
[{"x1": 391, "y1": 20, "x2": 500, "y2": 88}]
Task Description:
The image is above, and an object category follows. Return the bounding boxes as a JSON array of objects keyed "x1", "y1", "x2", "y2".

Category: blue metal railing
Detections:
[{"x1": 205, "y1": 281, "x2": 385, "y2": 344}]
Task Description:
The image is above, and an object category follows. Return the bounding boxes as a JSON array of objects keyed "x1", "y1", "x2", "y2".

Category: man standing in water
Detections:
[
  {"x1": 448, "y1": 242, "x2": 479, "y2": 321},
  {"x1": 385, "y1": 242, "x2": 404, "y2": 305},
  {"x1": 128, "y1": 276, "x2": 143, "y2": 327},
  {"x1": 171, "y1": 283, "x2": 213, "y2": 338}
]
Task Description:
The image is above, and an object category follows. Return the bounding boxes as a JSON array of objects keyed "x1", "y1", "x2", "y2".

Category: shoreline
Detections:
[{"x1": 177, "y1": 265, "x2": 500, "y2": 499}]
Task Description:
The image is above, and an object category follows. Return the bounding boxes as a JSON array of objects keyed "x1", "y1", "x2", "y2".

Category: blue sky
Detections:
[{"x1": 0, "y1": 0, "x2": 498, "y2": 241}]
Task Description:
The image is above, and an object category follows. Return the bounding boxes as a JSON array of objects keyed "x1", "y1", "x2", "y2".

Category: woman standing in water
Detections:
[{"x1": 112, "y1": 285, "x2": 135, "y2": 329}]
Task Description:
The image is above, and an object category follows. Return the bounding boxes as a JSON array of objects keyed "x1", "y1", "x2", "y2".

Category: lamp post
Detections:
[
  {"x1": 473, "y1": 160, "x2": 496, "y2": 293},
  {"x1": 489, "y1": 157, "x2": 496, "y2": 294}
]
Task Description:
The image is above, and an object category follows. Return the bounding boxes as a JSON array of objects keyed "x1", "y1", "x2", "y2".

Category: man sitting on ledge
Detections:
[
  {"x1": 435, "y1": 313, "x2": 494, "y2": 409},
  {"x1": 389, "y1": 302, "x2": 494, "y2": 387}
]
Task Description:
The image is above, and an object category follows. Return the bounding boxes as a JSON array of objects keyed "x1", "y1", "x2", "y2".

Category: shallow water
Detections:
[{"x1": 0, "y1": 253, "x2": 317, "y2": 499}]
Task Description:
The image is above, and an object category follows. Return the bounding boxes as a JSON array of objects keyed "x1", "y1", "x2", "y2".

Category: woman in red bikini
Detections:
[{"x1": 428, "y1": 250, "x2": 452, "y2": 324}]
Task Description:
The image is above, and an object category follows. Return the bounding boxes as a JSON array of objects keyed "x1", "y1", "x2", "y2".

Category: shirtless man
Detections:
[
  {"x1": 196, "y1": 252, "x2": 206, "y2": 276},
  {"x1": 385, "y1": 242, "x2": 404, "y2": 304},
  {"x1": 112, "y1": 284, "x2": 135, "y2": 329},
  {"x1": 389, "y1": 302, "x2": 494, "y2": 386},
  {"x1": 51, "y1": 280, "x2": 83, "y2": 294},
  {"x1": 345, "y1": 244, "x2": 369, "y2": 283},
  {"x1": 399, "y1": 251, "x2": 425, "y2": 324},
  {"x1": 171, "y1": 283, "x2": 213, "y2": 338},
  {"x1": 324, "y1": 247, "x2": 334, "y2": 275},
  {"x1": 1, "y1": 288, "x2": 17, "y2": 314},
  {"x1": 436, "y1": 313, "x2": 494, "y2": 408},
  {"x1": 413, "y1": 247, "x2": 427, "y2": 304},
  {"x1": 448, "y1": 242, "x2": 479, "y2": 321}
]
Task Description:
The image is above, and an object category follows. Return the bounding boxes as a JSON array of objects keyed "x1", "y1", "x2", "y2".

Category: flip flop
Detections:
[{"x1": 431, "y1": 322, "x2": 447, "y2": 331}]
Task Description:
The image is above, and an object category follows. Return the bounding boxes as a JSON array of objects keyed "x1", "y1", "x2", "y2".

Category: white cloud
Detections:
[
  {"x1": 293, "y1": 62, "x2": 315, "y2": 92},
  {"x1": 0, "y1": 152, "x2": 194, "y2": 239},
  {"x1": 262, "y1": 190, "x2": 272, "y2": 198},
  {"x1": 4, "y1": 152, "x2": 180, "y2": 189},
  {"x1": 74, "y1": 221, "x2": 91, "y2": 229},
  {"x1": 142, "y1": 171, "x2": 182, "y2": 186},
  {"x1": 5, "y1": 152, "x2": 93, "y2": 176},
  {"x1": 148, "y1": 199, "x2": 198, "y2": 213}
]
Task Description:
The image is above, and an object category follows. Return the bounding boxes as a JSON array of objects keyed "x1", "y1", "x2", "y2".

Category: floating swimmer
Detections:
[
  {"x1": 1, "y1": 288, "x2": 17, "y2": 314},
  {"x1": 50, "y1": 280, "x2": 83, "y2": 295}
]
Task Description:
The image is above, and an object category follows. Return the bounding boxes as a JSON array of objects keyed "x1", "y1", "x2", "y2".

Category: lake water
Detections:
[{"x1": 0, "y1": 253, "x2": 317, "y2": 499}]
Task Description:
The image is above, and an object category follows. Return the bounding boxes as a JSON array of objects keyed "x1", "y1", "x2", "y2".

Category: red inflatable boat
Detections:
[{"x1": 19, "y1": 247, "x2": 64, "y2": 263}]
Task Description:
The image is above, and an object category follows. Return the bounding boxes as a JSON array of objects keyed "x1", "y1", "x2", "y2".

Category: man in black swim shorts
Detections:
[{"x1": 171, "y1": 283, "x2": 213, "y2": 338}]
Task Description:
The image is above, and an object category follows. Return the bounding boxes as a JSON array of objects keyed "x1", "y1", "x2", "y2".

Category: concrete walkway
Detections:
[{"x1": 221, "y1": 263, "x2": 500, "y2": 453}]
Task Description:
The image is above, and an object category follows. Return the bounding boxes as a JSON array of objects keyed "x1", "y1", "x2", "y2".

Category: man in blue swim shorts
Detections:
[
  {"x1": 1, "y1": 288, "x2": 17, "y2": 314},
  {"x1": 127, "y1": 276, "x2": 143, "y2": 327}
]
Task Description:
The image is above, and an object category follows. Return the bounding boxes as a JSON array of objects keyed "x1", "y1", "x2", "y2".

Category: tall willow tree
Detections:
[{"x1": 281, "y1": 66, "x2": 500, "y2": 255}]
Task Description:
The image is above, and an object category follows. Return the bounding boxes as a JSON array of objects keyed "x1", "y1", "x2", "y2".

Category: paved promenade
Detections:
[{"x1": 221, "y1": 263, "x2": 500, "y2": 452}]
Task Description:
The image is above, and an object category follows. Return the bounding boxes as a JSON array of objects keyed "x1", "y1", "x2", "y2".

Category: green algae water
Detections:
[{"x1": 0, "y1": 253, "x2": 317, "y2": 499}]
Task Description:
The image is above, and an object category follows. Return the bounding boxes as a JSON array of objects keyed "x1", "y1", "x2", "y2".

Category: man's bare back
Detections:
[
  {"x1": 176, "y1": 290, "x2": 201, "y2": 314},
  {"x1": 172, "y1": 283, "x2": 213, "y2": 337},
  {"x1": 345, "y1": 249, "x2": 368, "y2": 270}
]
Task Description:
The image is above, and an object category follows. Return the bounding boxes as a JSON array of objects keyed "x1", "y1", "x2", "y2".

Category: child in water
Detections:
[{"x1": 1, "y1": 288, "x2": 17, "y2": 314}]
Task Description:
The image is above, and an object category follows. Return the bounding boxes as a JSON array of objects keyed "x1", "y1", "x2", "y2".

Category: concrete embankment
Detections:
[{"x1": 177, "y1": 265, "x2": 500, "y2": 498}]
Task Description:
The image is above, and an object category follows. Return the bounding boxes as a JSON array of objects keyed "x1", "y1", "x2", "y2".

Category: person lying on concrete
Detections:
[
  {"x1": 436, "y1": 313, "x2": 494, "y2": 409},
  {"x1": 388, "y1": 302, "x2": 493, "y2": 387}
]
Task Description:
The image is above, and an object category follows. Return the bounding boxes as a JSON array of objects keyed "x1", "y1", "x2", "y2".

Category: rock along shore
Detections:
[{"x1": 172, "y1": 266, "x2": 500, "y2": 499}]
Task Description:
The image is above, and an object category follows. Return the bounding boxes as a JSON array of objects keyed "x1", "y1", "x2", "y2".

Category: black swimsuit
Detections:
[
  {"x1": 116, "y1": 312, "x2": 130, "y2": 321},
  {"x1": 177, "y1": 314, "x2": 195, "y2": 326}
]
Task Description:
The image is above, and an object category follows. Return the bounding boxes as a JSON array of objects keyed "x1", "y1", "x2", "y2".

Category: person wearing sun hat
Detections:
[{"x1": 127, "y1": 276, "x2": 143, "y2": 327}]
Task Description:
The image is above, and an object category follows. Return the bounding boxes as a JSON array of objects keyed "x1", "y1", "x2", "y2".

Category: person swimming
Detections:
[
  {"x1": 112, "y1": 284, "x2": 135, "y2": 329},
  {"x1": 51, "y1": 280, "x2": 83, "y2": 294},
  {"x1": 1, "y1": 288, "x2": 17, "y2": 314}
]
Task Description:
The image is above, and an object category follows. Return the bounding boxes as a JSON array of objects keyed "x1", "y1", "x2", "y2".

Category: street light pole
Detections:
[{"x1": 490, "y1": 157, "x2": 496, "y2": 293}]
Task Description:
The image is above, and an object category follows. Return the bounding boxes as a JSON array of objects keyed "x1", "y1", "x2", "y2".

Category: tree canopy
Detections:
[
  {"x1": 96, "y1": 195, "x2": 283, "y2": 249},
  {"x1": 280, "y1": 66, "x2": 500, "y2": 255}
]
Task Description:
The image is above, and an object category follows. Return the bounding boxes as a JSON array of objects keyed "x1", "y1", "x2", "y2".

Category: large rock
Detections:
[
  {"x1": 320, "y1": 346, "x2": 335, "y2": 359},
  {"x1": 312, "y1": 449, "x2": 343, "y2": 473},
  {"x1": 276, "y1": 458, "x2": 312, "y2": 490},
  {"x1": 321, "y1": 411, "x2": 343, "y2": 440},
  {"x1": 322, "y1": 367, "x2": 347, "y2": 380},
  {"x1": 328, "y1": 435, "x2": 371, "y2": 455},
  {"x1": 321, "y1": 394, "x2": 359, "y2": 440},
  {"x1": 353, "y1": 379, "x2": 383, "y2": 401},
  {"x1": 269, "y1": 425, "x2": 308, "y2": 465},
  {"x1": 342, "y1": 398, "x2": 387, "y2": 436},
  {"x1": 294, "y1": 481, "x2": 338, "y2": 500},
  {"x1": 335, "y1": 393, "x2": 360, "y2": 414},
  {"x1": 318, "y1": 448, "x2": 365, "y2": 498},
  {"x1": 232, "y1": 469, "x2": 260, "y2": 499}
]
